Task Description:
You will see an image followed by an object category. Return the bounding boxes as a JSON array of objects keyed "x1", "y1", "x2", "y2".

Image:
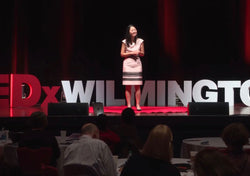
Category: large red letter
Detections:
[
  {"x1": 11, "y1": 74, "x2": 41, "y2": 107},
  {"x1": 41, "y1": 86, "x2": 60, "y2": 107}
]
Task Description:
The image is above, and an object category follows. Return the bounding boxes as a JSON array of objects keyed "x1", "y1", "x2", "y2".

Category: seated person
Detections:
[
  {"x1": 221, "y1": 122, "x2": 250, "y2": 176},
  {"x1": 18, "y1": 111, "x2": 60, "y2": 166},
  {"x1": 115, "y1": 108, "x2": 143, "y2": 158},
  {"x1": 193, "y1": 148, "x2": 239, "y2": 176},
  {"x1": 96, "y1": 114, "x2": 120, "y2": 154},
  {"x1": 63, "y1": 123, "x2": 117, "y2": 176},
  {"x1": 120, "y1": 124, "x2": 181, "y2": 176}
]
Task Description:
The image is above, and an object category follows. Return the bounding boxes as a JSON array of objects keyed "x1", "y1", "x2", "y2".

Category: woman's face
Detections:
[{"x1": 129, "y1": 26, "x2": 137, "y2": 38}]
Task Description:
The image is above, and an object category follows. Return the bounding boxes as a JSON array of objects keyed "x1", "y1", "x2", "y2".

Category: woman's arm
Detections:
[
  {"x1": 139, "y1": 42, "x2": 145, "y2": 57},
  {"x1": 120, "y1": 43, "x2": 139, "y2": 58}
]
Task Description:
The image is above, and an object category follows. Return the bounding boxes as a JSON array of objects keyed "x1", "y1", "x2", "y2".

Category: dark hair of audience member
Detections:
[
  {"x1": 28, "y1": 111, "x2": 48, "y2": 129},
  {"x1": 96, "y1": 114, "x2": 108, "y2": 131},
  {"x1": 141, "y1": 124, "x2": 173, "y2": 162},
  {"x1": 193, "y1": 149, "x2": 239, "y2": 176},
  {"x1": 221, "y1": 122, "x2": 249, "y2": 151},
  {"x1": 121, "y1": 108, "x2": 135, "y2": 124}
]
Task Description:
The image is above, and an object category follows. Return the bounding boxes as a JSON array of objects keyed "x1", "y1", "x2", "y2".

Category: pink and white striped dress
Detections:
[{"x1": 122, "y1": 38, "x2": 144, "y2": 85}]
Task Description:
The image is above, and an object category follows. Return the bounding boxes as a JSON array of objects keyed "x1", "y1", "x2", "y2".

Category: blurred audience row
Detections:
[{"x1": 1, "y1": 107, "x2": 250, "y2": 176}]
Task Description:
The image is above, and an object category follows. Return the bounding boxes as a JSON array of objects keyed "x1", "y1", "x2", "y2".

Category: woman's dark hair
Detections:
[{"x1": 125, "y1": 24, "x2": 138, "y2": 47}]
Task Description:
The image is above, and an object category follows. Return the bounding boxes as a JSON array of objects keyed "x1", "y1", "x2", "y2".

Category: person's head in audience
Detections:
[
  {"x1": 28, "y1": 111, "x2": 48, "y2": 130},
  {"x1": 221, "y1": 122, "x2": 249, "y2": 152},
  {"x1": 193, "y1": 149, "x2": 239, "y2": 176},
  {"x1": 97, "y1": 114, "x2": 108, "y2": 131},
  {"x1": 81, "y1": 123, "x2": 100, "y2": 139},
  {"x1": 121, "y1": 108, "x2": 135, "y2": 124},
  {"x1": 141, "y1": 124, "x2": 173, "y2": 162}
]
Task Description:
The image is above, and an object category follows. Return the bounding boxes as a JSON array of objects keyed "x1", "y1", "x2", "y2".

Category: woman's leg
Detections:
[
  {"x1": 135, "y1": 85, "x2": 141, "y2": 110},
  {"x1": 125, "y1": 85, "x2": 132, "y2": 108}
]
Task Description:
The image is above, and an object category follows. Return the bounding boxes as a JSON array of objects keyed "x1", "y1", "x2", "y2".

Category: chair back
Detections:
[
  {"x1": 63, "y1": 164, "x2": 99, "y2": 176},
  {"x1": 41, "y1": 164, "x2": 59, "y2": 176},
  {"x1": 17, "y1": 147, "x2": 53, "y2": 176}
]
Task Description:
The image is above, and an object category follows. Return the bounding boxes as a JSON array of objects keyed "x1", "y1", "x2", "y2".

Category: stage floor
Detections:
[{"x1": 0, "y1": 104, "x2": 249, "y2": 118}]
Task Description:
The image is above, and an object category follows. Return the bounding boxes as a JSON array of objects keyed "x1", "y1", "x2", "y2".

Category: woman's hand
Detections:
[{"x1": 132, "y1": 50, "x2": 140, "y2": 56}]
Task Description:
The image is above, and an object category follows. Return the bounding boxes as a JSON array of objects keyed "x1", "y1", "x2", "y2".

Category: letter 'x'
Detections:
[{"x1": 41, "y1": 86, "x2": 60, "y2": 107}]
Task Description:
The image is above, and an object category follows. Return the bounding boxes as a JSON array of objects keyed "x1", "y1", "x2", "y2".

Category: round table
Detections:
[{"x1": 181, "y1": 137, "x2": 250, "y2": 158}]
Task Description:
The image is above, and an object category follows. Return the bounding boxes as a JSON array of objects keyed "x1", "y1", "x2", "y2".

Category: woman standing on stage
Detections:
[{"x1": 120, "y1": 24, "x2": 145, "y2": 111}]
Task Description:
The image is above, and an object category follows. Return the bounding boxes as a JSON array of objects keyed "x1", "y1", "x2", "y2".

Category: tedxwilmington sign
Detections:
[{"x1": 1, "y1": 74, "x2": 250, "y2": 108}]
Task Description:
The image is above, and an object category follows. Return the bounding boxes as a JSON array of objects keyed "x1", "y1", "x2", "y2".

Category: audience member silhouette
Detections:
[
  {"x1": 18, "y1": 111, "x2": 60, "y2": 166},
  {"x1": 63, "y1": 123, "x2": 117, "y2": 176},
  {"x1": 96, "y1": 114, "x2": 120, "y2": 154},
  {"x1": 115, "y1": 108, "x2": 143, "y2": 158},
  {"x1": 120, "y1": 124, "x2": 181, "y2": 176},
  {"x1": 193, "y1": 148, "x2": 239, "y2": 176},
  {"x1": 221, "y1": 122, "x2": 250, "y2": 176}
]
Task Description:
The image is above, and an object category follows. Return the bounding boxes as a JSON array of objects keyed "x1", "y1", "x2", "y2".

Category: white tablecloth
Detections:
[{"x1": 181, "y1": 137, "x2": 250, "y2": 158}]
